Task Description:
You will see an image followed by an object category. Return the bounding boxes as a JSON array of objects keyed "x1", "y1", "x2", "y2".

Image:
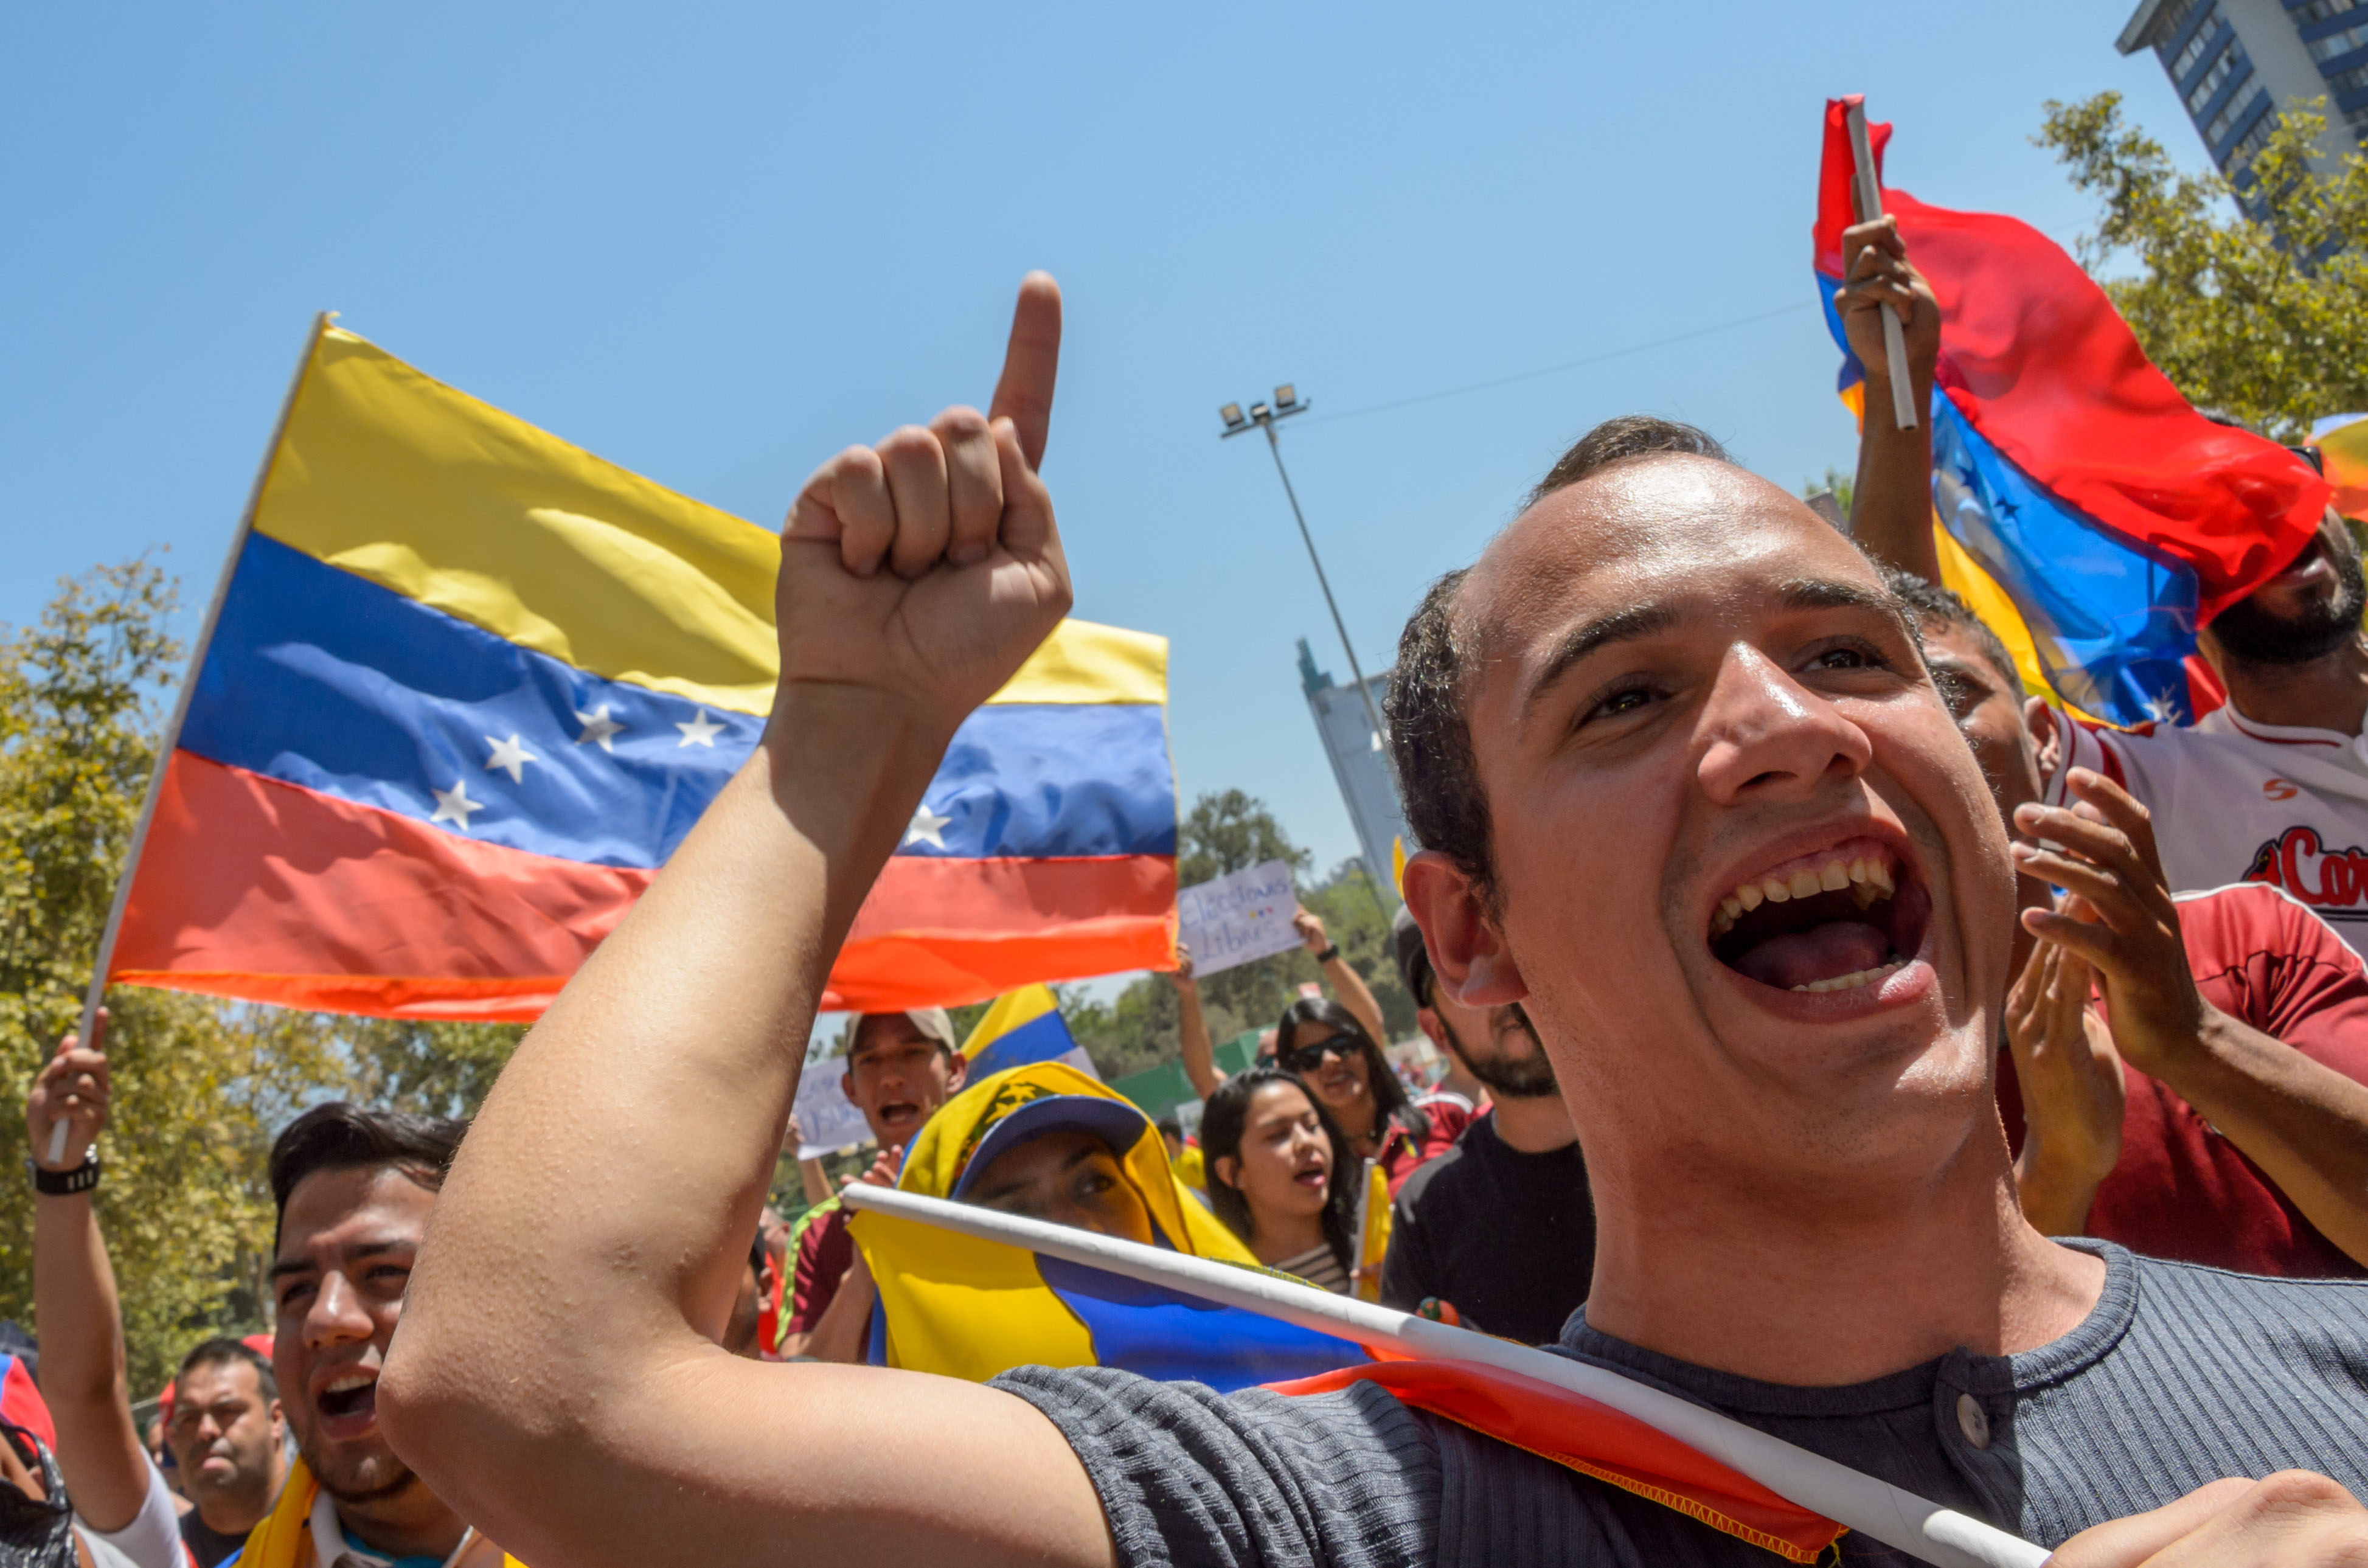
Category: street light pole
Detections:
[{"x1": 1220, "y1": 388, "x2": 1389, "y2": 750}]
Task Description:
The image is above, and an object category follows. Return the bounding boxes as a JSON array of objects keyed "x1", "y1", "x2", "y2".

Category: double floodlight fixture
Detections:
[{"x1": 1217, "y1": 384, "x2": 1308, "y2": 439}]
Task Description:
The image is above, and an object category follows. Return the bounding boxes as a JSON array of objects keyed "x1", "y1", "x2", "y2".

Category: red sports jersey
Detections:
[
  {"x1": 2047, "y1": 701, "x2": 2368, "y2": 958},
  {"x1": 1999, "y1": 881, "x2": 2368, "y2": 1277}
]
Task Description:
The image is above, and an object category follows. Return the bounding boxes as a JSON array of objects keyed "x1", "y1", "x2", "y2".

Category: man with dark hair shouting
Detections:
[{"x1": 381, "y1": 280, "x2": 2368, "y2": 1567}]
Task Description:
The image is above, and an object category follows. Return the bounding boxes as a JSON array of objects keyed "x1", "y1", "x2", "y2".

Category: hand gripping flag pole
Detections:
[
  {"x1": 47, "y1": 313, "x2": 337, "y2": 1167},
  {"x1": 1845, "y1": 97, "x2": 1919, "y2": 433},
  {"x1": 841, "y1": 1184, "x2": 2049, "y2": 1568}
]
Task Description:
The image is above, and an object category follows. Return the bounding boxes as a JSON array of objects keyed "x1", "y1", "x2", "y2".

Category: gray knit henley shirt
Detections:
[{"x1": 993, "y1": 1241, "x2": 2368, "y2": 1567}]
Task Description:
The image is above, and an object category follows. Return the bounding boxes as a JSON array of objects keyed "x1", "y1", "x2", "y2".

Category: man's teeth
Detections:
[
  {"x1": 325, "y1": 1375, "x2": 373, "y2": 1393},
  {"x1": 1711, "y1": 855, "x2": 1894, "y2": 937},
  {"x1": 1790, "y1": 959, "x2": 1904, "y2": 994}
]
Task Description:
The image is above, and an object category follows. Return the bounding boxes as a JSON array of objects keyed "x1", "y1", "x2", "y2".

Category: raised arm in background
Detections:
[
  {"x1": 2014, "y1": 769, "x2": 2368, "y2": 1264},
  {"x1": 1295, "y1": 909, "x2": 1386, "y2": 1044},
  {"x1": 1835, "y1": 215, "x2": 1940, "y2": 582},
  {"x1": 378, "y1": 276, "x2": 1117, "y2": 1568},
  {"x1": 1166, "y1": 943, "x2": 1222, "y2": 1100},
  {"x1": 24, "y1": 1011, "x2": 152, "y2": 1533}
]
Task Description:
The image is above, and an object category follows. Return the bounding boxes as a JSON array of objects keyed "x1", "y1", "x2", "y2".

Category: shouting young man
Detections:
[{"x1": 380, "y1": 280, "x2": 2368, "y2": 1567}]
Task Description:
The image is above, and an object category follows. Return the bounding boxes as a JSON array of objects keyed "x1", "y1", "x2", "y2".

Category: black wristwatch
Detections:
[
  {"x1": 1313, "y1": 944, "x2": 1341, "y2": 963},
  {"x1": 30, "y1": 1153, "x2": 99, "y2": 1196}
]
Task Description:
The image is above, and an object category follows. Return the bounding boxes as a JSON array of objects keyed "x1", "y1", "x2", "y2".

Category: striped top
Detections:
[{"x1": 1275, "y1": 1241, "x2": 1351, "y2": 1296}]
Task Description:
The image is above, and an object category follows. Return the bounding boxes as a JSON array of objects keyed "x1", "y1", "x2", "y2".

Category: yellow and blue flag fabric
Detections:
[
  {"x1": 108, "y1": 322, "x2": 1176, "y2": 1019},
  {"x1": 848, "y1": 1061, "x2": 1372, "y2": 1389},
  {"x1": 962, "y1": 983, "x2": 1092, "y2": 1080},
  {"x1": 1813, "y1": 101, "x2": 2328, "y2": 727}
]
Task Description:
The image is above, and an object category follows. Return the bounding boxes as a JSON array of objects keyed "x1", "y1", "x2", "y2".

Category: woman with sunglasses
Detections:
[
  {"x1": 1171, "y1": 910, "x2": 1391, "y2": 1100},
  {"x1": 1271, "y1": 996, "x2": 1464, "y2": 1195},
  {"x1": 1197, "y1": 1066, "x2": 1361, "y2": 1292}
]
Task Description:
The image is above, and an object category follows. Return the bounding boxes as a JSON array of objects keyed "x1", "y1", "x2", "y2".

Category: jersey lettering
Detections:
[{"x1": 2243, "y1": 826, "x2": 2368, "y2": 920}]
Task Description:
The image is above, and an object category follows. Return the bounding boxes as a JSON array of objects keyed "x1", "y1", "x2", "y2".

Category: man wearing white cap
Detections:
[{"x1": 777, "y1": 1008, "x2": 965, "y2": 1359}]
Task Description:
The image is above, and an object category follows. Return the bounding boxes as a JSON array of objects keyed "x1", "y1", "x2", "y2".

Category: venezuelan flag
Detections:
[
  {"x1": 961, "y1": 983, "x2": 1092, "y2": 1080},
  {"x1": 1812, "y1": 99, "x2": 2329, "y2": 727},
  {"x1": 109, "y1": 321, "x2": 1176, "y2": 1020},
  {"x1": 851, "y1": 1062, "x2": 1370, "y2": 1389}
]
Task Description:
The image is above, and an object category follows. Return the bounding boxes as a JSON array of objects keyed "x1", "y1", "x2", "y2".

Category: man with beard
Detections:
[
  {"x1": 381, "y1": 280, "x2": 2368, "y2": 1567},
  {"x1": 1839, "y1": 215, "x2": 2368, "y2": 955},
  {"x1": 1379, "y1": 908, "x2": 1594, "y2": 1342},
  {"x1": 245, "y1": 1103, "x2": 515, "y2": 1568},
  {"x1": 1895, "y1": 572, "x2": 2368, "y2": 1276}
]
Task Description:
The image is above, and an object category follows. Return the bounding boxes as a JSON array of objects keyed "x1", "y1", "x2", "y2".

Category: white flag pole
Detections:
[
  {"x1": 1845, "y1": 99, "x2": 1920, "y2": 433},
  {"x1": 841, "y1": 1184, "x2": 2048, "y2": 1568},
  {"x1": 51, "y1": 310, "x2": 336, "y2": 1167}
]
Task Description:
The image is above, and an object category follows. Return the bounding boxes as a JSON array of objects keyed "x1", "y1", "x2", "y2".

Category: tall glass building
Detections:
[
  {"x1": 1296, "y1": 638, "x2": 1408, "y2": 909},
  {"x1": 2117, "y1": 0, "x2": 2368, "y2": 174}
]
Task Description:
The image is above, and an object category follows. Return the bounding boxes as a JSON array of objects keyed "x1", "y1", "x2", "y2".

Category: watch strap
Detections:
[{"x1": 30, "y1": 1153, "x2": 99, "y2": 1196}]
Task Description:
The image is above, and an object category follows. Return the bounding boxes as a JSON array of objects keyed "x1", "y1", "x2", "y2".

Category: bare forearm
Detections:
[
  {"x1": 384, "y1": 701, "x2": 939, "y2": 1481},
  {"x1": 797, "y1": 1159, "x2": 832, "y2": 1209},
  {"x1": 1327, "y1": 957, "x2": 1386, "y2": 1046},
  {"x1": 1175, "y1": 985, "x2": 1220, "y2": 1099},
  {"x1": 1847, "y1": 370, "x2": 1940, "y2": 583},
  {"x1": 2149, "y1": 1012, "x2": 2368, "y2": 1265},
  {"x1": 32, "y1": 1195, "x2": 147, "y2": 1530}
]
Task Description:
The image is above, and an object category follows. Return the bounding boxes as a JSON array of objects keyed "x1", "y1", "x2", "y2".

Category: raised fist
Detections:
[
  {"x1": 777, "y1": 274, "x2": 1074, "y2": 741},
  {"x1": 27, "y1": 1008, "x2": 110, "y2": 1173}
]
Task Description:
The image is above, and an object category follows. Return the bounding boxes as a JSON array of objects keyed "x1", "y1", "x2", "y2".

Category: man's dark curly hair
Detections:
[{"x1": 1386, "y1": 417, "x2": 1732, "y2": 904}]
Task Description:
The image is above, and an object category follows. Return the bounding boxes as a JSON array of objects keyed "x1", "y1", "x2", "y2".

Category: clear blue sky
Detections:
[{"x1": 2, "y1": 2, "x2": 2196, "y2": 889}]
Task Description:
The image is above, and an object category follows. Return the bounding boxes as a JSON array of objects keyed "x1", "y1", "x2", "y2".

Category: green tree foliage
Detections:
[
  {"x1": 0, "y1": 561, "x2": 535, "y2": 1395},
  {"x1": 0, "y1": 561, "x2": 342, "y2": 1394},
  {"x1": 338, "y1": 1018, "x2": 524, "y2": 1120},
  {"x1": 2037, "y1": 94, "x2": 2368, "y2": 439}
]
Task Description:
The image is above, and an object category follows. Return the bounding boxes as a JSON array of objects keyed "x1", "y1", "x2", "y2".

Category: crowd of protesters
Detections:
[{"x1": 4, "y1": 248, "x2": 2367, "y2": 1566}]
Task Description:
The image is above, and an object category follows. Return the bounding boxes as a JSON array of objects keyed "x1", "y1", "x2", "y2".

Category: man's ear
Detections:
[
  {"x1": 840, "y1": 1068, "x2": 857, "y2": 1101},
  {"x1": 1401, "y1": 851, "x2": 1525, "y2": 1007},
  {"x1": 943, "y1": 1049, "x2": 968, "y2": 1091},
  {"x1": 2023, "y1": 696, "x2": 2063, "y2": 789},
  {"x1": 1414, "y1": 1005, "x2": 1451, "y2": 1054}
]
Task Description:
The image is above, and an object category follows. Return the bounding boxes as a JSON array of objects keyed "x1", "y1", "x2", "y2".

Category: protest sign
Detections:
[
  {"x1": 1177, "y1": 859, "x2": 1300, "y2": 977},
  {"x1": 793, "y1": 1057, "x2": 872, "y2": 1159}
]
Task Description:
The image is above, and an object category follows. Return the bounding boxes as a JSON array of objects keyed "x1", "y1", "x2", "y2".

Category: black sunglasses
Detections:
[{"x1": 1279, "y1": 1032, "x2": 1363, "y2": 1073}]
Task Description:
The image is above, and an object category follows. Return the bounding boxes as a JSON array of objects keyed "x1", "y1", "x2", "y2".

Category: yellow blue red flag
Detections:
[
  {"x1": 848, "y1": 1061, "x2": 1372, "y2": 1389},
  {"x1": 961, "y1": 983, "x2": 1092, "y2": 1079},
  {"x1": 107, "y1": 322, "x2": 1177, "y2": 1019}
]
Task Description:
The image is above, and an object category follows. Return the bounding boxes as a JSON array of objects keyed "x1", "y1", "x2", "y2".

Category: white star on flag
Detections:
[
  {"x1": 904, "y1": 803, "x2": 951, "y2": 849},
  {"x1": 574, "y1": 705, "x2": 625, "y2": 753},
  {"x1": 676, "y1": 707, "x2": 724, "y2": 748},
  {"x1": 431, "y1": 781, "x2": 483, "y2": 830},
  {"x1": 2142, "y1": 687, "x2": 2181, "y2": 724},
  {"x1": 484, "y1": 734, "x2": 537, "y2": 784}
]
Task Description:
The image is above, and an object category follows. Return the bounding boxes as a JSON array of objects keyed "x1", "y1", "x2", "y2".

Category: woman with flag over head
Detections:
[{"x1": 826, "y1": 1060, "x2": 1367, "y2": 1381}]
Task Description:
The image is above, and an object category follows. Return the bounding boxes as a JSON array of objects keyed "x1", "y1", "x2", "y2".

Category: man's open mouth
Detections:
[
  {"x1": 876, "y1": 1100, "x2": 919, "y2": 1127},
  {"x1": 1708, "y1": 837, "x2": 1929, "y2": 994},
  {"x1": 316, "y1": 1372, "x2": 378, "y2": 1423}
]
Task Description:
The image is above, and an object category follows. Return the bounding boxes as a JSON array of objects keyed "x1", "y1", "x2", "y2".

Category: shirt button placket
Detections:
[{"x1": 1955, "y1": 1392, "x2": 1991, "y2": 1450}]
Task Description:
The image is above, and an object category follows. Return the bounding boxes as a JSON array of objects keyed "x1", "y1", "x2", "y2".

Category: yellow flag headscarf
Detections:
[{"x1": 849, "y1": 1062, "x2": 1263, "y2": 1381}]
